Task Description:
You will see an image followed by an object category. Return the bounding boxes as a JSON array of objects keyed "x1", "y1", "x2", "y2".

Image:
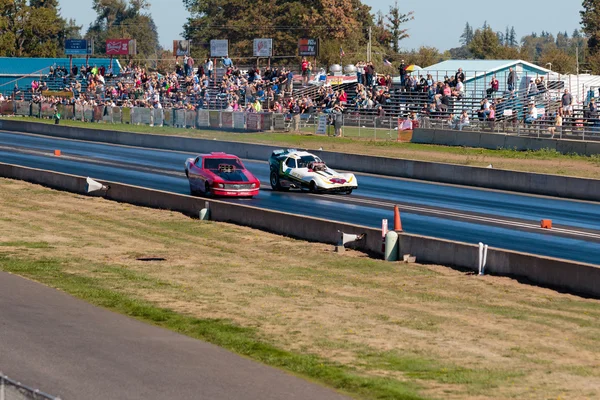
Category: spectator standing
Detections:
[
  {"x1": 398, "y1": 60, "x2": 406, "y2": 87},
  {"x1": 356, "y1": 61, "x2": 364, "y2": 85},
  {"x1": 205, "y1": 58, "x2": 213, "y2": 82},
  {"x1": 291, "y1": 100, "x2": 301, "y2": 132},
  {"x1": 507, "y1": 67, "x2": 516, "y2": 92},
  {"x1": 455, "y1": 68, "x2": 465, "y2": 84},
  {"x1": 301, "y1": 57, "x2": 309, "y2": 86},
  {"x1": 187, "y1": 56, "x2": 195, "y2": 76},
  {"x1": 561, "y1": 89, "x2": 573, "y2": 116}
]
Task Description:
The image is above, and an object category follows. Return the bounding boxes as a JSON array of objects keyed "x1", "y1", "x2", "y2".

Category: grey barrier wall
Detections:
[
  {"x1": 412, "y1": 128, "x2": 600, "y2": 156},
  {"x1": 1, "y1": 161, "x2": 600, "y2": 298},
  {"x1": 2, "y1": 119, "x2": 600, "y2": 202}
]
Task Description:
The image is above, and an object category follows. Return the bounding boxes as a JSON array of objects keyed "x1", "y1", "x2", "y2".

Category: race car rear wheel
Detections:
[
  {"x1": 345, "y1": 189, "x2": 353, "y2": 195},
  {"x1": 204, "y1": 182, "x2": 211, "y2": 196},
  {"x1": 309, "y1": 181, "x2": 319, "y2": 194}
]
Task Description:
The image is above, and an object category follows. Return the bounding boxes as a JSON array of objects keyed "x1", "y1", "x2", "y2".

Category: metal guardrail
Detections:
[{"x1": 0, "y1": 373, "x2": 60, "y2": 400}]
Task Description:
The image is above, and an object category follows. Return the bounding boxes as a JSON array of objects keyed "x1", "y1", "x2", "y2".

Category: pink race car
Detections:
[{"x1": 185, "y1": 152, "x2": 260, "y2": 197}]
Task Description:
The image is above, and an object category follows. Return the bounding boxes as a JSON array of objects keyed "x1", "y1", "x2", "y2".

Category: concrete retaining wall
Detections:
[
  {"x1": 3, "y1": 119, "x2": 600, "y2": 202},
  {"x1": 412, "y1": 127, "x2": 600, "y2": 155},
  {"x1": 1, "y1": 161, "x2": 599, "y2": 298}
]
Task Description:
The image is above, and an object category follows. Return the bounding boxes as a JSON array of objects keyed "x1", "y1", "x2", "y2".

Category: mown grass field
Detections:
[
  {"x1": 5, "y1": 115, "x2": 600, "y2": 179},
  {"x1": 1, "y1": 178, "x2": 599, "y2": 399}
]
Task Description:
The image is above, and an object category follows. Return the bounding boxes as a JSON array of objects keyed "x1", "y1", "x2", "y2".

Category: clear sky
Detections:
[{"x1": 58, "y1": 0, "x2": 582, "y2": 52}]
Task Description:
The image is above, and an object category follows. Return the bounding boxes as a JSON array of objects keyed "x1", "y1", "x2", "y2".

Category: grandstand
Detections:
[{"x1": 0, "y1": 57, "x2": 119, "y2": 99}]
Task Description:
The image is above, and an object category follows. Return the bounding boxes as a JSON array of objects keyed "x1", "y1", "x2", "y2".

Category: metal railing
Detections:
[{"x1": 0, "y1": 373, "x2": 60, "y2": 400}]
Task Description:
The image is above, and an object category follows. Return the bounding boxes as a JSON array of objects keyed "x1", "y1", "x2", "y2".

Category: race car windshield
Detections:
[
  {"x1": 204, "y1": 158, "x2": 244, "y2": 170},
  {"x1": 297, "y1": 155, "x2": 322, "y2": 168}
]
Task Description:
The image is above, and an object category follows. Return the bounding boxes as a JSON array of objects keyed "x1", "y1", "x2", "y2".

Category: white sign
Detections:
[
  {"x1": 316, "y1": 115, "x2": 328, "y2": 135},
  {"x1": 253, "y1": 38, "x2": 273, "y2": 57},
  {"x1": 210, "y1": 39, "x2": 229, "y2": 57}
]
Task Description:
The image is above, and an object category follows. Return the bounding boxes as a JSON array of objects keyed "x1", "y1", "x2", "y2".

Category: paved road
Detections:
[
  {"x1": 1, "y1": 130, "x2": 600, "y2": 263},
  {"x1": 0, "y1": 271, "x2": 349, "y2": 400}
]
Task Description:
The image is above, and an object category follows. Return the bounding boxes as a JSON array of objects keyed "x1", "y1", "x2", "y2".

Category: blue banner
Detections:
[{"x1": 65, "y1": 39, "x2": 90, "y2": 55}]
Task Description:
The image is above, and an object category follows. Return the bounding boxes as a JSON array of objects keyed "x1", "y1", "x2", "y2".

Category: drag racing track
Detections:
[
  {"x1": 1, "y1": 130, "x2": 600, "y2": 265},
  {"x1": 0, "y1": 132, "x2": 600, "y2": 264}
]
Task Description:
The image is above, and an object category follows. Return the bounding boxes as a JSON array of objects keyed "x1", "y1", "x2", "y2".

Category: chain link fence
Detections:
[{"x1": 0, "y1": 373, "x2": 60, "y2": 400}]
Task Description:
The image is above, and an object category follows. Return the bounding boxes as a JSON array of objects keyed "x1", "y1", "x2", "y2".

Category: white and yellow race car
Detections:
[{"x1": 268, "y1": 149, "x2": 358, "y2": 194}]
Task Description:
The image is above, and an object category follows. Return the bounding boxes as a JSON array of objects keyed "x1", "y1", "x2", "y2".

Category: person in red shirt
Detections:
[{"x1": 301, "y1": 58, "x2": 308, "y2": 86}]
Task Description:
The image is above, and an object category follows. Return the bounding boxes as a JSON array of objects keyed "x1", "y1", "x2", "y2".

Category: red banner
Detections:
[{"x1": 106, "y1": 39, "x2": 130, "y2": 55}]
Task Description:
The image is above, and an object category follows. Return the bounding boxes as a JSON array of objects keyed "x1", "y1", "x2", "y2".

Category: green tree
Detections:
[
  {"x1": 183, "y1": 0, "x2": 387, "y2": 64},
  {"x1": 384, "y1": 0, "x2": 413, "y2": 52},
  {"x1": 581, "y1": 0, "x2": 600, "y2": 54},
  {"x1": 407, "y1": 46, "x2": 441, "y2": 67},
  {"x1": 460, "y1": 22, "x2": 474, "y2": 46},
  {"x1": 539, "y1": 47, "x2": 577, "y2": 73},
  {"x1": 468, "y1": 26, "x2": 501, "y2": 59},
  {"x1": 509, "y1": 26, "x2": 517, "y2": 47},
  {"x1": 86, "y1": 0, "x2": 159, "y2": 60},
  {"x1": 0, "y1": 0, "x2": 73, "y2": 57}
]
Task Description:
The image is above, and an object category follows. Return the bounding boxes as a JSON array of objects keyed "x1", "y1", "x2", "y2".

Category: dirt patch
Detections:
[{"x1": 1, "y1": 178, "x2": 599, "y2": 399}]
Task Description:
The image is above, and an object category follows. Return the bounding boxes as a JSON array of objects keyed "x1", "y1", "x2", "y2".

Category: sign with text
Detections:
[
  {"x1": 253, "y1": 38, "x2": 273, "y2": 57},
  {"x1": 210, "y1": 39, "x2": 229, "y2": 57},
  {"x1": 298, "y1": 38, "x2": 318, "y2": 57},
  {"x1": 106, "y1": 39, "x2": 134, "y2": 55},
  {"x1": 65, "y1": 39, "x2": 92, "y2": 55},
  {"x1": 173, "y1": 40, "x2": 190, "y2": 56}
]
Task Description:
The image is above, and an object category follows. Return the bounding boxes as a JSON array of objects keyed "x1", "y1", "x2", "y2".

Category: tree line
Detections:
[{"x1": 1, "y1": 0, "x2": 600, "y2": 75}]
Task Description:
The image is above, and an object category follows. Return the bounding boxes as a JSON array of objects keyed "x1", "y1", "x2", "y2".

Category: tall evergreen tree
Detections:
[
  {"x1": 581, "y1": 1, "x2": 600, "y2": 53},
  {"x1": 509, "y1": 26, "x2": 517, "y2": 47},
  {"x1": 504, "y1": 26, "x2": 510, "y2": 46},
  {"x1": 385, "y1": 0, "x2": 414, "y2": 53},
  {"x1": 460, "y1": 22, "x2": 474, "y2": 46}
]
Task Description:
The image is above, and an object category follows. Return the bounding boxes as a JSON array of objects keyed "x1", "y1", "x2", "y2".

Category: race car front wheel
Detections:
[{"x1": 270, "y1": 171, "x2": 289, "y2": 191}]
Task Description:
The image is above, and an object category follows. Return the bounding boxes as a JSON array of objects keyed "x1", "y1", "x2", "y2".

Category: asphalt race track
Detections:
[
  {"x1": 0, "y1": 271, "x2": 349, "y2": 400},
  {"x1": 1, "y1": 130, "x2": 600, "y2": 264}
]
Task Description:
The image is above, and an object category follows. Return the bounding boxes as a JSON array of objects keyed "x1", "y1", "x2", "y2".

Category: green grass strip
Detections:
[{"x1": 0, "y1": 255, "x2": 427, "y2": 400}]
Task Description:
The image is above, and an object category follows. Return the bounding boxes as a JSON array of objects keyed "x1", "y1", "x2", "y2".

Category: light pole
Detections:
[{"x1": 545, "y1": 62, "x2": 552, "y2": 71}]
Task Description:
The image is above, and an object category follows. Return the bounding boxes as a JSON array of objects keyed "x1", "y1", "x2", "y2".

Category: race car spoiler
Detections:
[{"x1": 271, "y1": 148, "x2": 298, "y2": 156}]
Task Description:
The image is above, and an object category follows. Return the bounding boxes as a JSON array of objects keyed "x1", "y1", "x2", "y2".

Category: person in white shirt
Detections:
[
  {"x1": 526, "y1": 103, "x2": 538, "y2": 123},
  {"x1": 454, "y1": 110, "x2": 470, "y2": 130},
  {"x1": 205, "y1": 59, "x2": 213, "y2": 80}
]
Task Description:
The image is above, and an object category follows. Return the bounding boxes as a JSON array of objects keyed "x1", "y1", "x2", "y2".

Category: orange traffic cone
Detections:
[
  {"x1": 394, "y1": 205, "x2": 402, "y2": 231},
  {"x1": 54, "y1": 149, "x2": 61, "y2": 156},
  {"x1": 541, "y1": 219, "x2": 552, "y2": 229}
]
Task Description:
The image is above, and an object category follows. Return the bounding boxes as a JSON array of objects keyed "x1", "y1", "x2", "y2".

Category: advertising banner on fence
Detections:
[
  {"x1": 185, "y1": 110, "x2": 196, "y2": 128},
  {"x1": 83, "y1": 105, "x2": 93, "y2": 121},
  {"x1": 65, "y1": 39, "x2": 93, "y2": 55},
  {"x1": 221, "y1": 112, "x2": 233, "y2": 129},
  {"x1": 74, "y1": 104, "x2": 83, "y2": 120},
  {"x1": 260, "y1": 113, "x2": 273, "y2": 131},
  {"x1": 246, "y1": 113, "x2": 261, "y2": 131},
  {"x1": 209, "y1": 111, "x2": 220, "y2": 128},
  {"x1": 233, "y1": 112, "x2": 245, "y2": 130},
  {"x1": 93, "y1": 106, "x2": 104, "y2": 122},
  {"x1": 121, "y1": 107, "x2": 131, "y2": 124},
  {"x1": 253, "y1": 38, "x2": 273, "y2": 57},
  {"x1": 273, "y1": 114, "x2": 285, "y2": 131},
  {"x1": 131, "y1": 107, "x2": 141, "y2": 124},
  {"x1": 210, "y1": 40, "x2": 228, "y2": 57},
  {"x1": 0, "y1": 101, "x2": 14, "y2": 115},
  {"x1": 112, "y1": 107, "x2": 121, "y2": 123},
  {"x1": 197, "y1": 110, "x2": 209, "y2": 127},
  {"x1": 163, "y1": 109, "x2": 173, "y2": 126},
  {"x1": 173, "y1": 40, "x2": 190, "y2": 57},
  {"x1": 175, "y1": 109, "x2": 185, "y2": 127},
  {"x1": 298, "y1": 38, "x2": 318, "y2": 57},
  {"x1": 316, "y1": 115, "x2": 328, "y2": 135},
  {"x1": 139, "y1": 108, "x2": 152, "y2": 125},
  {"x1": 16, "y1": 102, "x2": 30, "y2": 116},
  {"x1": 106, "y1": 39, "x2": 134, "y2": 55},
  {"x1": 153, "y1": 109, "x2": 163, "y2": 126},
  {"x1": 41, "y1": 102, "x2": 53, "y2": 118}
]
